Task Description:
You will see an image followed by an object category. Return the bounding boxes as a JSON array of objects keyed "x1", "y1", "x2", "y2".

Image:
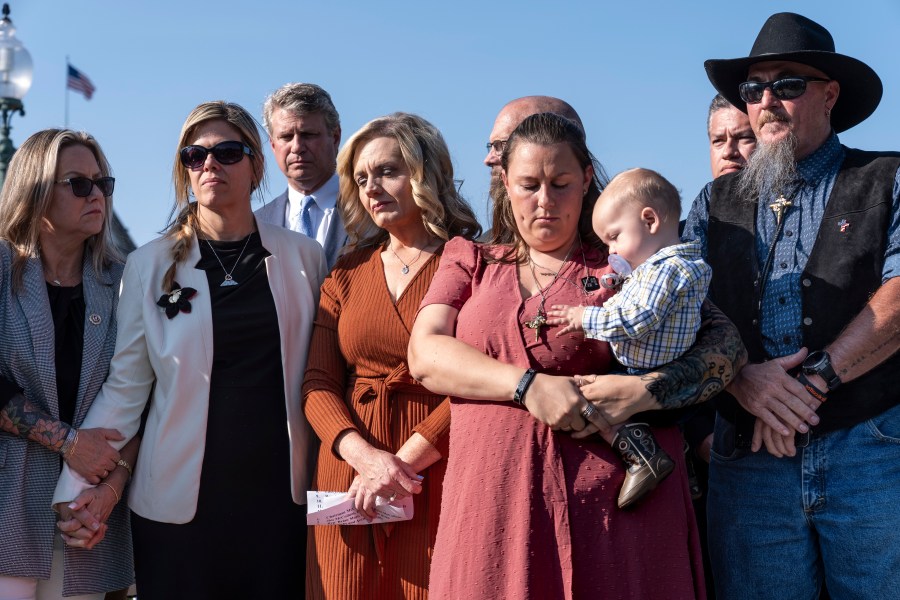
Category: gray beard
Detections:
[{"x1": 735, "y1": 132, "x2": 798, "y2": 201}]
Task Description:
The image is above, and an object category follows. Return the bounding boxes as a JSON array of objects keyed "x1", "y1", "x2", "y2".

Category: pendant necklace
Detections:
[
  {"x1": 523, "y1": 242, "x2": 575, "y2": 341},
  {"x1": 205, "y1": 233, "x2": 252, "y2": 287},
  {"x1": 389, "y1": 243, "x2": 425, "y2": 275}
]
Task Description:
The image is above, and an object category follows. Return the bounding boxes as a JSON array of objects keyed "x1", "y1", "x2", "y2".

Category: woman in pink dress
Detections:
[{"x1": 409, "y1": 113, "x2": 744, "y2": 599}]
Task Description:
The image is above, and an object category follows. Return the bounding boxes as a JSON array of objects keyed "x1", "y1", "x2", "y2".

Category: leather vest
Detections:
[{"x1": 707, "y1": 147, "x2": 900, "y2": 436}]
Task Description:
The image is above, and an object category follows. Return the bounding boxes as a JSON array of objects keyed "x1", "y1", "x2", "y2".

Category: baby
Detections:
[{"x1": 548, "y1": 168, "x2": 711, "y2": 509}]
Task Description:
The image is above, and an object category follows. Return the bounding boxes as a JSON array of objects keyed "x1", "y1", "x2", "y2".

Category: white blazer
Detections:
[{"x1": 53, "y1": 220, "x2": 327, "y2": 523}]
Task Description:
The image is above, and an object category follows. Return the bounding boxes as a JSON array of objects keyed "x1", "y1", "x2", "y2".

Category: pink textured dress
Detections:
[{"x1": 421, "y1": 237, "x2": 705, "y2": 600}]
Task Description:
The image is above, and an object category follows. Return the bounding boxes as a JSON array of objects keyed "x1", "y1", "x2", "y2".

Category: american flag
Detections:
[{"x1": 67, "y1": 64, "x2": 96, "y2": 100}]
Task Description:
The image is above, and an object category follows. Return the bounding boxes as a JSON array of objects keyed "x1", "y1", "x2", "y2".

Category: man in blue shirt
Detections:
[{"x1": 684, "y1": 12, "x2": 900, "y2": 599}]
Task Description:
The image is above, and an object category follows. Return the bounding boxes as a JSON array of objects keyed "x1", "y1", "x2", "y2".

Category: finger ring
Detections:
[
  {"x1": 576, "y1": 377, "x2": 584, "y2": 386},
  {"x1": 581, "y1": 404, "x2": 597, "y2": 419},
  {"x1": 389, "y1": 493, "x2": 397, "y2": 502}
]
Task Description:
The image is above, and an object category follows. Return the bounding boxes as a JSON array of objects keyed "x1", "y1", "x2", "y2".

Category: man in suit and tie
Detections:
[{"x1": 256, "y1": 83, "x2": 348, "y2": 268}]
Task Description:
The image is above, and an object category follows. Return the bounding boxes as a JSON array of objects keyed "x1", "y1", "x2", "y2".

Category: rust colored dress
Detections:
[
  {"x1": 421, "y1": 238, "x2": 705, "y2": 600},
  {"x1": 303, "y1": 245, "x2": 449, "y2": 600}
]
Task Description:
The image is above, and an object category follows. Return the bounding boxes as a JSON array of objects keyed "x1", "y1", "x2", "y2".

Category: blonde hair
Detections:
[
  {"x1": 162, "y1": 101, "x2": 265, "y2": 292},
  {"x1": 0, "y1": 128, "x2": 122, "y2": 290},
  {"x1": 336, "y1": 112, "x2": 481, "y2": 249},
  {"x1": 599, "y1": 168, "x2": 681, "y2": 225}
]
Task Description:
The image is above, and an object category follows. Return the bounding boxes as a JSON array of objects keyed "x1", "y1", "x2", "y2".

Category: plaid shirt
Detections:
[{"x1": 583, "y1": 240, "x2": 710, "y2": 370}]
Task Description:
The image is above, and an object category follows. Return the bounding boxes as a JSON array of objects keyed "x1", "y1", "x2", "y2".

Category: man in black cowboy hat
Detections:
[{"x1": 684, "y1": 12, "x2": 900, "y2": 599}]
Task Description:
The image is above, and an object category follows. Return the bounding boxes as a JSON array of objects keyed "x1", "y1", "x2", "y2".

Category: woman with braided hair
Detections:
[{"x1": 53, "y1": 101, "x2": 327, "y2": 598}]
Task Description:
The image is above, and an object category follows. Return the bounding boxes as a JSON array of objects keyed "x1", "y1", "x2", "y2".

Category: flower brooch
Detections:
[{"x1": 156, "y1": 282, "x2": 197, "y2": 319}]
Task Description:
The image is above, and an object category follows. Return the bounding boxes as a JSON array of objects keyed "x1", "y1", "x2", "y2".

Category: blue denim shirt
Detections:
[{"x1": 684, "y1": 133, "x2": 900, "y2": 358}]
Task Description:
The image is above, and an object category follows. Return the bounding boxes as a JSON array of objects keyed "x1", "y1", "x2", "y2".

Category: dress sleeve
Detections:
[
  {"x1": 302, "y1": 270, "x2": 359, "y2": 459},
  {"x1": 411, "y1": 397, "x2": 450, "y2": 456},
  {"x1": 419, "y1": 236, "x2": 479, "y2": 311}
]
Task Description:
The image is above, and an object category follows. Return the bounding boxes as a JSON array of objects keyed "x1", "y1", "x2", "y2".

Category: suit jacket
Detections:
[
  {"x1": 0, "y1": 242, "x2": 133, "y2": 595},
  {"x1": 255, "y1": 187, "x2": 348, "y2": 270},
  {"x1": 53, "y1": 220, "x2": 327, "y2": 523}
]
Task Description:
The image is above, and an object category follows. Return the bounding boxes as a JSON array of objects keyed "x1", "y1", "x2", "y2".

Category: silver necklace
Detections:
[
  {"x1": 523, "y1": 242, "x2": 575, "y2": 341},
  {"x1": 205, "y1": 234, "x2": 252, "y2": 287},
  {"x1": 389, "y1": 243, "x2": 425, "y2": 275}
]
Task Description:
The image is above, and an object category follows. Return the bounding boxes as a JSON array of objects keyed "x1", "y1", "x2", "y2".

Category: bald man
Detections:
[
  {"x1": 484, "y1": 95, "x2": 583, "y2": 181},
  {"x1": 483, "y1": 97, "x2": 584, "y2": 240}
]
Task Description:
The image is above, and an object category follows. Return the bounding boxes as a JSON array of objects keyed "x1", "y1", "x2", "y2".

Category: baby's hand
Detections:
[{"x1": 547, "y1": 305, "x2": 585, "y2": 336}]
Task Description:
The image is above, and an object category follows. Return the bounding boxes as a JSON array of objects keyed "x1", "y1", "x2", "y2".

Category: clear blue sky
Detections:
[{"x1": 11, "y1": 0, "x2": 900, "y2": 246}]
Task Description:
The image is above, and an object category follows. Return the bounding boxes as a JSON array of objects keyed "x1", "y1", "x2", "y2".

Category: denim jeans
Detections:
[{"x1": 707, "y1": 402, "x2": 900, "y2": 600}]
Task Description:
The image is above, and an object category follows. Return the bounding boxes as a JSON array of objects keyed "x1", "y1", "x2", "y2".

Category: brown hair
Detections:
[
  {"x1": 491, "y1": 112, "x2": 607, "y2": 262},
  {"x1": 262, "y1": 82, "x2": 340, "y2": 136},
  {"x1": 162, "y1": 101, "x2": 265, "y2": 292},
  {"x1": 0, "y1": 128, "x2": 122, "y2": 290}
]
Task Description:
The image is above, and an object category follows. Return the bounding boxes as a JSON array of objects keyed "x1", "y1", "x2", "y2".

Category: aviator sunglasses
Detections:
[
  {"x1": 56, "y1": 176, "x2": 116, "y2": 198},
  {"x1": 739, "y1": 76, "x2": 831, "y2": 104},
  {"x1": 179, "y1": 141, "x2": 253, "y2": 169}
]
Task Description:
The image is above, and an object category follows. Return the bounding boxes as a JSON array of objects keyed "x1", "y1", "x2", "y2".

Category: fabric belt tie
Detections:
[
  {"x1": 350, "y1": 363, "x2": 421, "y2": 452},
  {"x1": 349, "y1": 362, "x2": 422, "y2": 563}
]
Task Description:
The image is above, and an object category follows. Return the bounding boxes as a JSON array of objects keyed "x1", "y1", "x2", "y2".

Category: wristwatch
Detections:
[{"x1": 802, "y1": 350, "x2": 842, "y2": 391}]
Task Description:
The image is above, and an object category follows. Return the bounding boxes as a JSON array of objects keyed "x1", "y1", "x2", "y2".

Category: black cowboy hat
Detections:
[{"x1": 704, "y1": 12, "x2": 882, "y2": 132}]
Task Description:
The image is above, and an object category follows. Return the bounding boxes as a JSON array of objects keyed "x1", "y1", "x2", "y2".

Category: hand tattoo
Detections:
[
  {"x1": 645, "y1": 300, "x2": 747, "y2": 409},
  {"x1": 1, "y1": 393, "x2": 70, "y2": 452}
]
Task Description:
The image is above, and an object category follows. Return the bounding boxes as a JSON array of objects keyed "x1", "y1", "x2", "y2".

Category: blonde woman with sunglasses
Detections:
[
  {"x1": 0, "y1": 128, "x2": 136, "y2": 599},
  {"x1": 52, "y1": 102, "x2": 327, "y2": 599}
]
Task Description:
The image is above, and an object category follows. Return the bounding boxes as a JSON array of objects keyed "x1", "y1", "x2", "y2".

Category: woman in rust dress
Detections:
[
  {"x1": 409, "y1": 113, "x2": 745, "y2": 599},
  {"x1": 303, "y1": 112, "x2": 481, "y2": 599}
]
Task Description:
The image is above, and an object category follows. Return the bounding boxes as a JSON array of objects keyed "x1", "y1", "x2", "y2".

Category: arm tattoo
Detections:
[
  {"x1": 0, "y1": 393, "x2": 72, "y2": 452},
  {"x1": 646, "y1": 300, "x2": 747, "y2": 409}
]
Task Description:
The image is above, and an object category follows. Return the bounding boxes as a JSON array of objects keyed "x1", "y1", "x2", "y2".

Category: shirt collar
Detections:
[
  {"x1": 287, "y1": 172, "x2": 339, "y2": 212},
  {"x1": 796, "y1": 132, "x2": 844, "y2": 186}
]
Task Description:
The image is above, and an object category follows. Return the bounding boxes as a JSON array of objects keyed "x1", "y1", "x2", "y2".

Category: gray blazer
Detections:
[
  {"x1": 0, "y1": 242, "x2": 133, "y2": 595},
  {"x1": 255, "y1": 188, "x2": 348, "y2": 270}
]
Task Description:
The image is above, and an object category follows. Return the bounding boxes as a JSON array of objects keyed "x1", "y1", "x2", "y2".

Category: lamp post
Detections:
[{"x1": 0, "y1": 3, "x2": 32, "y2": 188}]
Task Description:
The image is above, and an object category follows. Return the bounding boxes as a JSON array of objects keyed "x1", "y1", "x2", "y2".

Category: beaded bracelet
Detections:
[
  {"x1": 116, "y1": 458, "x2": 133, "y2": 477},
  {"x1": 513, "y1": 368, "x2": 537, "y2": 406}
]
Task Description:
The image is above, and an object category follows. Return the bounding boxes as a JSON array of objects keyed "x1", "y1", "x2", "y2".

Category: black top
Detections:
[
  {"x1": 131, "y1": 232, "x2": 305, "y2": 598},
  {"x1": 194, "y1": 232, "x2": 289, "y2": 497},
  {"x1": 46, "y1": 282, "x2": 85, "y2": 425}
]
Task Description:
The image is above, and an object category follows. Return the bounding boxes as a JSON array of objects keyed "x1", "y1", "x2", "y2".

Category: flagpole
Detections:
[
  {"x1": 64, "y1": 56, "x2": 69, "y2": 128},
  {"x1": 63, "y1": 54, "x2": 69, "y2": 129}
]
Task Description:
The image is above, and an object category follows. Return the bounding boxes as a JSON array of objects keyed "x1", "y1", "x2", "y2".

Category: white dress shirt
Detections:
[{"x1": 286, "y1": 173, "x2": 340, "y2": 247}]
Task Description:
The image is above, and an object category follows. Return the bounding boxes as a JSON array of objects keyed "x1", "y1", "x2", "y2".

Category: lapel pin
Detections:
[
  {"x1": 89, "y1": 314, "x2": 102, "y2": 325},
  {"x1": 838, "y1": 219, "x2": 850, "y2": 233}
]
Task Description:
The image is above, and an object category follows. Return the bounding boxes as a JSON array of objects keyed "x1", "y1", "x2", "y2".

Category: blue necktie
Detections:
[{"x1": 300, "y1": 195, "x2": 314, "y2": 238}]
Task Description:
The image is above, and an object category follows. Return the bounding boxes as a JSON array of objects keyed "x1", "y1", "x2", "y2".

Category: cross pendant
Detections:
[
  {"x1": 524, "y1": 313, "x2": 547, "y2": 342},
  {"x1": 769, "y1": 196, "x2": 793, "y2": 226}
]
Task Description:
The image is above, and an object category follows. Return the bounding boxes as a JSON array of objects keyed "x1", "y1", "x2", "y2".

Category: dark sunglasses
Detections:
[
  {"x1": 179, "y1": 141, "x2": 253, "y2": 169},
  {"x1": 56, "y1": 176, "x2": 115, "y2": 198},
  {"x1": 739, "y1": 76, "x2": 831, "y2": 104}
]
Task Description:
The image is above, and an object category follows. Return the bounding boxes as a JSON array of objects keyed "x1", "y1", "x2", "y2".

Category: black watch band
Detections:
[
  {"x1": 802, "y1": 350, "x2": 842, "y2": 391},
  {"x1": 514, "y1": 368, "x2": 537, "y2": 406}
]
